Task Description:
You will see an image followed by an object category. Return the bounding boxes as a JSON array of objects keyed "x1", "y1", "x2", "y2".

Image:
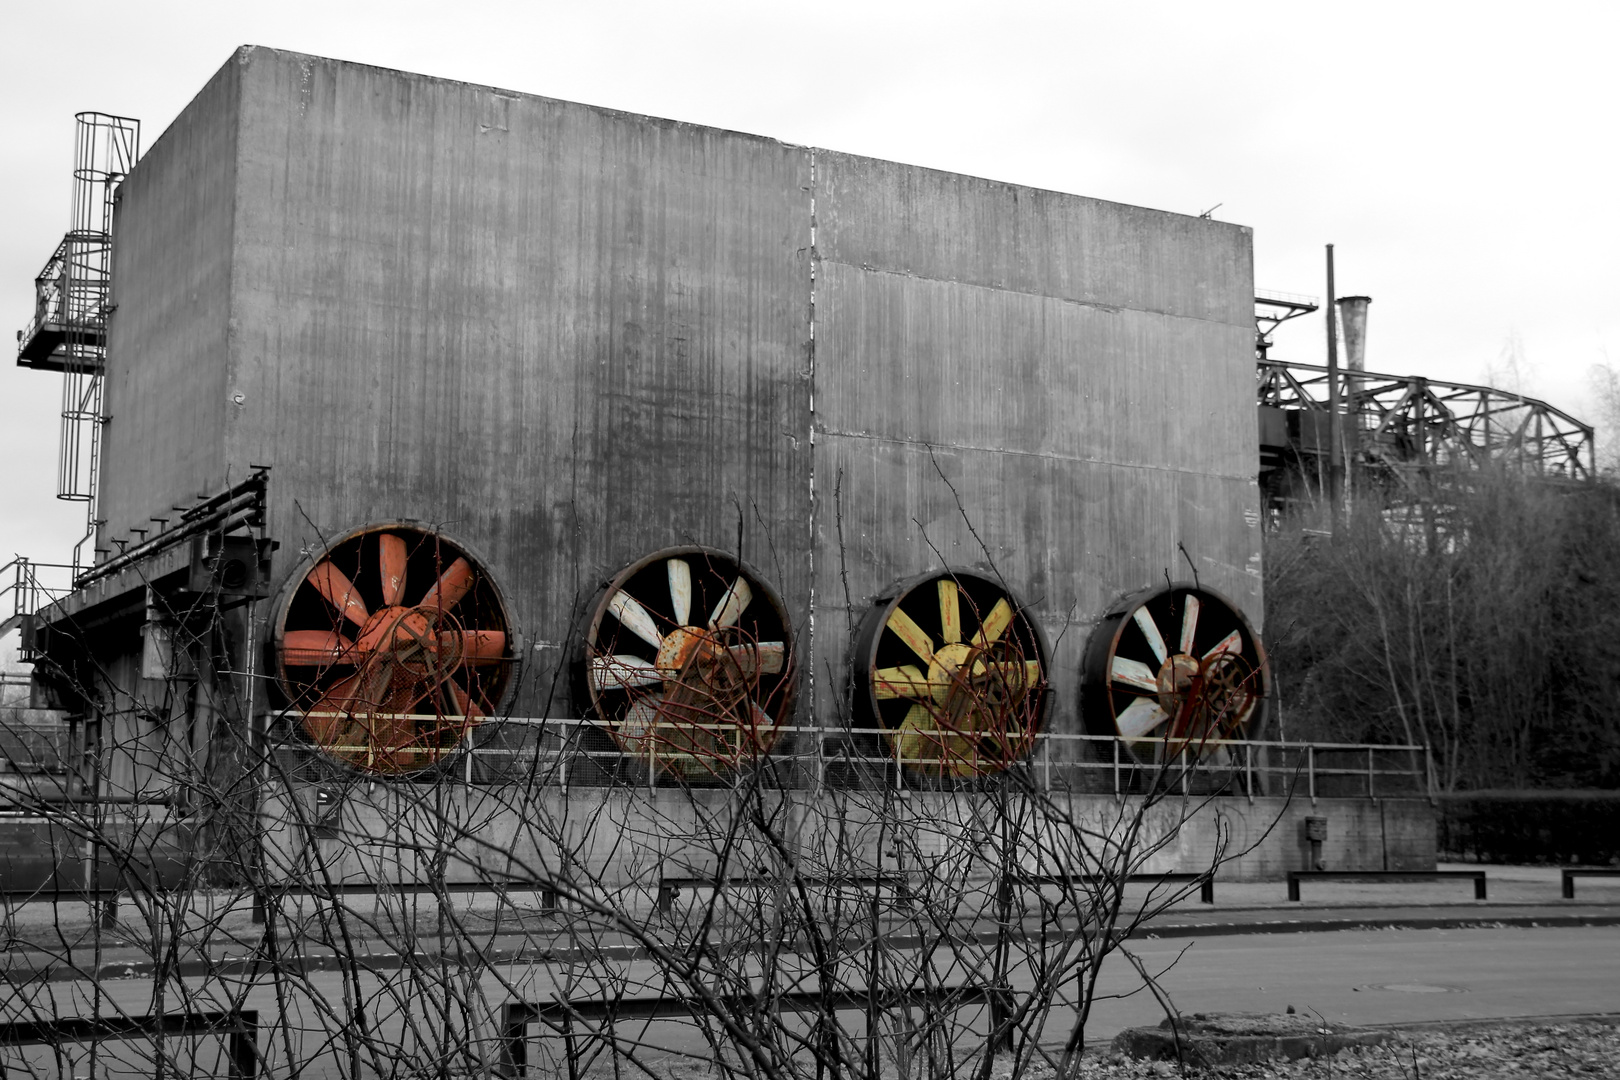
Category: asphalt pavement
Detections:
[
  {"x1": 4, "y1": 862, "x2": 1618, "y2": 983},
  {"x1": 3, "y1": 864, "x2": 1617, "y2": 1075}
]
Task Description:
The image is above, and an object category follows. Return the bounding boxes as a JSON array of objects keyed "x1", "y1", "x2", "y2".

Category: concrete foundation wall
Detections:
[{"x1": 258, "y1": 788, "x2": 1434, "y2": 888}]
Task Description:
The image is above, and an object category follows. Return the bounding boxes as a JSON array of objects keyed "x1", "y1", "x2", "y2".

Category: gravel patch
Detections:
[{"x1": 1074, "y1": 1019, "x2": 1620, "y2": 1078}]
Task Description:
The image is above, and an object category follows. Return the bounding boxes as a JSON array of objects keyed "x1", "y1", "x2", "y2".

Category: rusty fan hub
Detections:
[
  {"x1": 1154, "y1": 654, "x2": 1200, "y2": 715},
  {"x1": 925, "y1": 642, "x2": 976, "y2": 704}
]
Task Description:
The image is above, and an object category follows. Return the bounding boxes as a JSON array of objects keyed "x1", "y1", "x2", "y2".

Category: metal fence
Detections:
[{"x1": 408, "y1": 717, "x2": 1432, "y2": 802}]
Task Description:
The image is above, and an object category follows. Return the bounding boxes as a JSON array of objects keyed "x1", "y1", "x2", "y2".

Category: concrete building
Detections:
[{"x1": 10, "y1": 47, "x2": 1428, "y2": 882}]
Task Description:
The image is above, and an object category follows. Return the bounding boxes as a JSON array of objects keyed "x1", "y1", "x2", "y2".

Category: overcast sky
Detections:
[{"x1": 2, "y1": 0, "x2": 1615, "y2": 574}]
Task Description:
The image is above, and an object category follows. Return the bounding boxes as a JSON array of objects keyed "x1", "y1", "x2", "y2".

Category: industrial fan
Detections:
[
  {"x1": 1080, "y1": 583, "x2": 1268, "y2": 765},
  {"x1": 274, "y1": 524, "x2": 514, "y2": 775},
  {"x1": 579, "y1": 546, "x2": 796, "y2": 778},
  {"x1": 852, "y1": 571, "x2": 1046, "y2": 778}
]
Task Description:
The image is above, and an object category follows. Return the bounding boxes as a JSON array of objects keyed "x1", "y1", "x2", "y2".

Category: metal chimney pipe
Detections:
[{"x1": 1337, "y1": 296, "x2": 1372, "y2": 372}]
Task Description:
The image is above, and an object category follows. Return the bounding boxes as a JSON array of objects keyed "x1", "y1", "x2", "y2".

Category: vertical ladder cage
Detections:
[{"x1": 16, "y1": 112, "x2": 141, "y2": 573}]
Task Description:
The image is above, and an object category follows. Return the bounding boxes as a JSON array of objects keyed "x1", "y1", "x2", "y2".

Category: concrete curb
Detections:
[
  {"x1": 1138, "y1": 911, "x2": 1620, "y2": 939},
  {"x1": 7, "y1": 910, "x2": 1619, "y2": 983}
]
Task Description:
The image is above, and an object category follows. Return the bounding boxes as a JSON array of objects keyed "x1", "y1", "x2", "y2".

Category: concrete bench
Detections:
[
  {"x1": 0, "y1": 1009, "x2": 256, "y2": 1079},
  {"x1": 1014, "y1": 872, "x2": 1215, "y2": 905},
  {"x1": 1286, "y1": 870, "x2": 1486, "y2": 902},
  {"x1": 498, "y1": 986, "x2": 1005, "y2": 1077},
  {"x1": 655, "y1": 873, "x2": 912, "y2": 915},
  {"x1": 251, "y1": 880, "x2": 560, "y2": 924},
  {"x1": 1561, "y1": 867, "x2": 1620, "y2": 899},
  {"x1": 1, "y1": 884, "x2": 124, "y2": 928},
  {"x1": 657, "y1": 871, "x2": 1214, "y2": 915}
]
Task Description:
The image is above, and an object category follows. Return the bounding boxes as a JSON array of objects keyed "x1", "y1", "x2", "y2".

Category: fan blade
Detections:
[
  {"x1": 608, "y1": 590, "x2": 665, "y2": 648},
  {"x1": 619, "y1": 698, "x2": 664, "y2": 741},
  {"x1": 379, "y1": 533, "x2": 408, "y2": 606},
  {"x1": 938, "y1": 579, "x2": 962, "y2": 644},
  {"x1": 283, "y1": 630, "x2": 356, "y2": 667},
  {"x1": 708, "y1": 577, "x2": 753, "y2": 630},
  {"x1": 419, "y1": 557, "x2": 474, "y2": 613},
  {"x1": 446, "y1": 630, "x2": 506, "y2": 663},
  {"x1": 874, "y1": 664, "x2": 935, "y2": 700},
  {"x1": 893, "y1": 701, "x2": 972, "y2": 774},
  {"x1": 745, "y1": 700, "x2": 776, "y2": 742},
  {"x1": 972, "y1": 599, "x2": 1014, "y2": 649},
  {"x1": 886, "y1": 607, "x2": 935, "y2": 665},
  {"x1": 1179, "y1": 595, "x2": 1201, "y2": 656},
  {"x1": 1110, "y1": 656, "x2": 1159, "y2": 693},
  {"x1": 894, "y1": 702, "x2": 938, "y2": 756},
  {"x1": 1202, "y1": 630, "x2": 1242, "y2": 661},
  {"x1": 1133, "y1": 606, "x2": 1168, "y2": 664},
  {"x1": 305, "y1": 674, "x2": 363, "y2": 748},
  {"x1": 728, "y1": 640, "x2": 785, "y2": 676},
  {"x1": 590, "y1": 654, "x2": 663, "y2": 691},
  {"x1": 307, "y1": 562, "x2": 369, "y2": 627},
  {"x1": 668, "y1": 559, "x2": 692, "y2": 626},
  {"x1": 1116, "y1": 696, "x2": 1170, "y2": 739},
  {"x1": 445, "y1": 681, "x2": 483, "y2": 719}
]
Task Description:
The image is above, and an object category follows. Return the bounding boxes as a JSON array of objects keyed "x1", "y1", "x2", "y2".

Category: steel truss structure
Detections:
[
  {"x1": 1257, "y1": 359, "x2": 1595, "y2": 515},
  {"x1": 1259, "y1": 359, "x2": 1592, "y2": 481}
]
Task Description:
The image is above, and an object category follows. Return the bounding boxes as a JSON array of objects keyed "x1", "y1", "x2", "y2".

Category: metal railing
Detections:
[
  {"x1": 281, "y1": 715, "x2": 1430, "y2": 802},
  {"x1": 0, "y1": 557, "x2": 77, "y2": 643}
]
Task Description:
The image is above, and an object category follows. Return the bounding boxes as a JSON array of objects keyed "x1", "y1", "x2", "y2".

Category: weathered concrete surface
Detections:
[
  {"x1": 102, "y1": 48, "x2": 815, "y2": 721},
  {"x1": 253, "y1": 786, "x2": 1432, "y2": 888},
  {"x1": 811, "y1": 152, "x2": 1260, "y2": 739},
  {"x1": 100, "y1": 59, "x2": 239, "y2": 555},
  {"x1": 96, "y1": 46, "x2": 1260, "y2": 736}
]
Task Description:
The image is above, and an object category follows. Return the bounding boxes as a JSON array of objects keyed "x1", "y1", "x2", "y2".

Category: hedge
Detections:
[{"x1": 1437, "y1": 790, "x2": 1620, "y2": 865}]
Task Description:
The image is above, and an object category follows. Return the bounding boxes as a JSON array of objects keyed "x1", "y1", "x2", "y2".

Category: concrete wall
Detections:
[
  {"x1": 811, "y1": 153, "x2": 1260, "y2": 734},
  {"x1": 0, "y1": 791, "x2": 1432, "y2": 899},
  {"x1": 258, "y1": 787, "x2": 1434, "y2": 888},
  {"x1": 92, "y1": 47, "x2": 1259, "y2": 747},
  {"x1": 101, "y1": 59, "x2": 241, "y2": 544}
]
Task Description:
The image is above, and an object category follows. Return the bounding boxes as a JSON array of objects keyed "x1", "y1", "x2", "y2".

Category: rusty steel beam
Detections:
[{"x1": 1257, "y1": 358, "x2": 1594, "y2": 483}]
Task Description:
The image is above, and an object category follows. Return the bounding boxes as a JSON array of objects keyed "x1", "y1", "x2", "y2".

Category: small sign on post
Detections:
[{"x1": 1304, "y1": 815, "x2": 1328, "y2": 870}]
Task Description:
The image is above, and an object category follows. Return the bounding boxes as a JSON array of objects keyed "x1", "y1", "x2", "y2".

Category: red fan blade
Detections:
[
  {"x1": 419, "y1": 558, "x2": 474, "y2": 613},
  {"x1": 378, "y1": 533, "x2": 408, "y2": 607},
  {"x1": 443, "y1": 630, "x2": 506, "y2": 664},
  {"x1": 307, "y1": 561, "x2": 369, "y2": 627},
  {"x1": 306, "y1": 674, "x2": 362, "y2": 747},
  {"x1": 446, "y1": 681, "x2": 484, "y2": 718},
  {"x1": 283, "y1": 629, "x2": 357, "y2": 667}
]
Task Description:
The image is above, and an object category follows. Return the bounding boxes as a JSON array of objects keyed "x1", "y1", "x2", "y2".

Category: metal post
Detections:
[
  {"x1": 1326, "y1": 244, "x2": 1341, "y2": 531},
  {"x1": 1112, "y1": 737, "x2": 1121, "y2": 801},
  {"x1": 1042, "y1": 733, "x2": 1051, "y2": 792},
  {"x1": 498, "y1": 1004, "x2": 528, "y2": 1079},
  {"x1": 1245, "y1": 742, "x2": 1254, "y2": 805},
  {"x1": 559, "y1": 723, "x2": 570, "y2": 796},
  {"x1": 1367, "y1": 746, "x2": 1376, "y2": 800},
  {"x1": 1307, "y1": 745, "x2": 1317, "y2": 806},
  {"x1": 229, "y1": 1010, "x2": 258, "y2": 1080}
]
